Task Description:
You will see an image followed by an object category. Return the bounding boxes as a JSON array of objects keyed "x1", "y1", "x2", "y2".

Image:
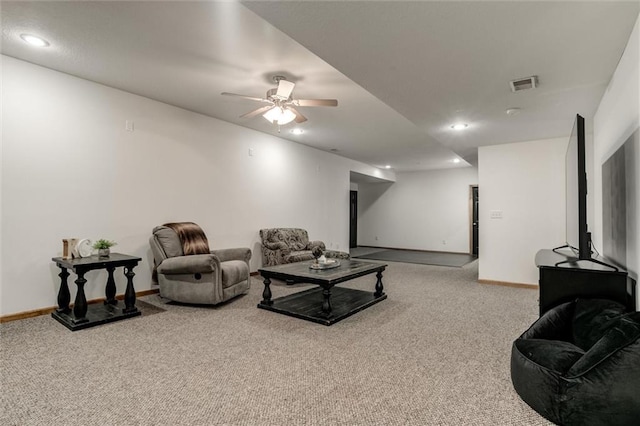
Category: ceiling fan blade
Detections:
[
  {"x1": 274, "y1": 80, "x2": 295, "y2": 100},
  {"x1": 293, "y1": 99, "x2": 338, "y2": 107},
  {"x1": 221, "y1": 92, "x2": 268, "y2": 103},
  {"x1": 240, "y1": 105, "x2": 275, "y2": 119},
  {"x1": 290, "y1": 107, "x2": 308, "y2": 123}
]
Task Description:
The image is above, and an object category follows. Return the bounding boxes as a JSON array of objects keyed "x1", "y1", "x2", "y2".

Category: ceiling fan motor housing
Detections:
[{"x1": 266, "y1": 88, "x2": 282, "y2": 101}]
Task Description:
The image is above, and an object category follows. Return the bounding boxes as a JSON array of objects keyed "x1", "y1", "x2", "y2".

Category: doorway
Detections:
[
  {"x1": 349, "y1": 190, "x2": 357, "y2": 248},
  {"x1": 471, "y1": 186, "x2": 479, "y2": 256}
]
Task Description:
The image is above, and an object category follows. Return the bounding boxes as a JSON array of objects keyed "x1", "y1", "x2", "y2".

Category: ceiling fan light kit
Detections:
[
  {"x1": 451, "y1": 123, "x2": 468, "y2": 130},
  {"x1": 221, "y1": 76, "x2": 337, "y2": 127},
  {"x1": 263, "y1": 107, "x2": 296, "y2": 125}
]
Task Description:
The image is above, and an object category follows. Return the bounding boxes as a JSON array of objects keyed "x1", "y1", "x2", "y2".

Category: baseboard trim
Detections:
[
  {"x1": 0, "y1": 288, "x2": 160, "y2": 324},
  {"x1": 356, "y1": 245, "x2": 471, "y2": 255},
  {"x1": 478, "y1": 279, "x2": 538, "y2": 290}
]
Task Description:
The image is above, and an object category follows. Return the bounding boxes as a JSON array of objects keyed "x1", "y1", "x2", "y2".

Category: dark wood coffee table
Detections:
[{"x1": 257, "y1": 259, "x2": 387, "y2": 325}]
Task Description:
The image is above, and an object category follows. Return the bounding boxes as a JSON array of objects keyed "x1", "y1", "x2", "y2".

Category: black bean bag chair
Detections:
[{"x1": 511, "y1": 298, "x2": 640, "y2": 426}]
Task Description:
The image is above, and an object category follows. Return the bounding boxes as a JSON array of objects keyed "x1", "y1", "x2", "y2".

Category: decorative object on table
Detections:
[
  {"x1": 309, "y1": 245, "x2": 340, "y2": 269},
  {"x1": 312, "y1": 246, "x2": 324, "y2": 264},
  {"x1": 62, "y1": 239, "x2": 72, "y2": 260},
  {"x1": 93, "y1": 239, "x2": 116, "y2": 258},
  {"x1": 75, "y1": 238, "x2": 93, "y2": 258},
  {"x1": 309, "y1": 246, "x2": 340, "y2": 269},
  {"x1": 149, "y1": 222, "x2": 252, "y2": 305},
  {"x1": 62, "y1": 238, "x2": 79, "y2": 259},
  {"x1": 309, "y1": 259, "x2": 340, "y2": 270}
]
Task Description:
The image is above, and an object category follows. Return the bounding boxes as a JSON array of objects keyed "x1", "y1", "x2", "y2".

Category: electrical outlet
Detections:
[
  {"x1": 490, "y1": 210, "x2": 503, "y2": 219},
  {"x1": 442, "y1": 240, "x2": 447, "y2": 245},
  {"x1": 248, "y1": 148, "x2": 254, "y2": 156},
  {"x1": 375, "y1": 236, "x2": 379, "y2": 241},
  {"x1": 125, "y1": 120, "x2": 134, "y2": 132}
]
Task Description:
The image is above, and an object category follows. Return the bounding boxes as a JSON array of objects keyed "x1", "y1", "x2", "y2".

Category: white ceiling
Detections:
[{"x1": 2, "y1": 1, "x2": 638, "y2": 172}]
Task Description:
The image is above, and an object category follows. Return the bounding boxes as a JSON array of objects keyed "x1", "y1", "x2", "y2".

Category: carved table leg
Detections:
[
  {"x1": 374, "y1": 271, "x2": 385, "y2": 298},
  {"x1": 73, "y1": 272, "x2": 89, "y2": 324},
  {"x1": 322, "y1": 286, "x2": 333, "y2": 314},
  {"x1": 123, "y1": 266, "x2": 138, "y2": 314},
  {"x1": 56, "y1": 267, "x2": 71, "y2": 314},
  {"x1": 104, "y1": 266, "x2": 117, "y2": 306},
  {"x1": 261, "y1": 277, "x2": 273, "y2": 305}
]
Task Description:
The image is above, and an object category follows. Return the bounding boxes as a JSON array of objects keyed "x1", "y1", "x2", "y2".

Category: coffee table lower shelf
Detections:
[
  {"x1": 257, "y1": 286, "x2": 386, "y2": 326},
  {"x1": 52, "y1": 303, "x2": 141, "y2": 331}
]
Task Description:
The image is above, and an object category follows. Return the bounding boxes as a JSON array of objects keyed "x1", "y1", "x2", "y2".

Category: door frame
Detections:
[
  {"x1": 349, "y1": 190, "x2": 358, "y2": 248},
  {"x1": 469, "y1": 185, "x2": 479, "y2": 256}
]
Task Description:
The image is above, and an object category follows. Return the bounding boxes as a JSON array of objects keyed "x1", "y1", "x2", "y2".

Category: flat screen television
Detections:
[
  {"x1": 565, "y1": 114, "x2": 591, "y2": 259},
  {"x1": 557, "y1": 114, "x2": 619, "y2": 270}
]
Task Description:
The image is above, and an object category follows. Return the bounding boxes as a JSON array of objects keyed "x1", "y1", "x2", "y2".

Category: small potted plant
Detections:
[{"x1": 93, "y1": 239, "x2": 117, "y2": 258}]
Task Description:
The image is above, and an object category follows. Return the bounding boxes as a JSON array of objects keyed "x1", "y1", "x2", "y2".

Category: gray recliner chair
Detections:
[{"x1": 150, "y1": 224, "x2": 251, "y2": 305}]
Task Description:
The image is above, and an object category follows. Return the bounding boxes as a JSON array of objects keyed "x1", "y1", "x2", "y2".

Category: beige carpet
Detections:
[{"x1": 1, "y1": 261, "x2": 551, "y2": 425}]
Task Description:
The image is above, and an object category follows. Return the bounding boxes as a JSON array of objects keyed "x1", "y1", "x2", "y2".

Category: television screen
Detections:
[{"x1": 565, "y1": 114, "x2": 590, "y2": 259}]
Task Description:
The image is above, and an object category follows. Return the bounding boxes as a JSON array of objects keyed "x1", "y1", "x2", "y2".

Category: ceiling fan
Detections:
[{"x1": 221, "y1": 76, "x2": 338, "y2": 126}]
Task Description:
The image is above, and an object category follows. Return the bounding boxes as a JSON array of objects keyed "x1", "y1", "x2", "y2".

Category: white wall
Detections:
[
  {"x1": 593, "y1": 15, "x2": 639, "y2": 308},
  {"x1": 357, "y1": 167, "x2": 478, "y2": 253},
  {"x1": 0, "y1": 56, "x2": 393, "y2": 316},
  {"x1": 478, "y1": 138, "x2": 567, "y2": 285},
  {"x1": 0, "y1": 56, "x2": 4, "y2": 312}
]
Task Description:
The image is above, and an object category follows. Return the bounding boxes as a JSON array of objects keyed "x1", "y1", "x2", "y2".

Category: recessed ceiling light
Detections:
[
  {"x1": 385, "y1": 165, "x2": 391, "y2": 169},
  {"x1": 453, "y1": 158, "x2": 461, "y2": 164},
  {"x1": 451, "y1": 123, "x2": 468, "y2": 131},
  {"x1": 290, "y1": 128, "x2": 304, "y2": 135},
  {"x1": 20, "y1": 34, "x2": 50, "y2": 47},
  {"x1": 506, "y1": 108, "x2": 521, "y2": 116}
]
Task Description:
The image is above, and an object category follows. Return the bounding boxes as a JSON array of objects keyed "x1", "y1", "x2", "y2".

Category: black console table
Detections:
[
  {"x1": 51, "y1": 253, "x2": 142, "y2": 331},
  {"x1": 536, "y1": 249, "x2": 636, "y2": 315}
]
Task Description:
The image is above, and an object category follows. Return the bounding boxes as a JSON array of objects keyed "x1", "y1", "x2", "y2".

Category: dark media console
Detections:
[{"x1": 536, "y1": 249, "x2": 636, "y2": 315}]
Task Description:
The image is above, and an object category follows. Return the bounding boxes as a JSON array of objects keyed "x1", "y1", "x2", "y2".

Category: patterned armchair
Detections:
[{"x1": 259, "y1": 228, "x2": 326, "y2": 267}]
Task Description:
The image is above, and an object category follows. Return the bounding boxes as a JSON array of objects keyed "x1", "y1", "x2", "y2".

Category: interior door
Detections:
[
  {"x1": 349, "y1": 191, "x2": 358, "y2": 248},
  {"x1": 472, "y1": 186, "x2": 479, "y2": 256}
]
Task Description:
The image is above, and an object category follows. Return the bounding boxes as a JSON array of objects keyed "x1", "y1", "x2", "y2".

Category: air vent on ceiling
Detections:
[{"x1": 509, "y1": 76, "x2": 538, "y2": 92}]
